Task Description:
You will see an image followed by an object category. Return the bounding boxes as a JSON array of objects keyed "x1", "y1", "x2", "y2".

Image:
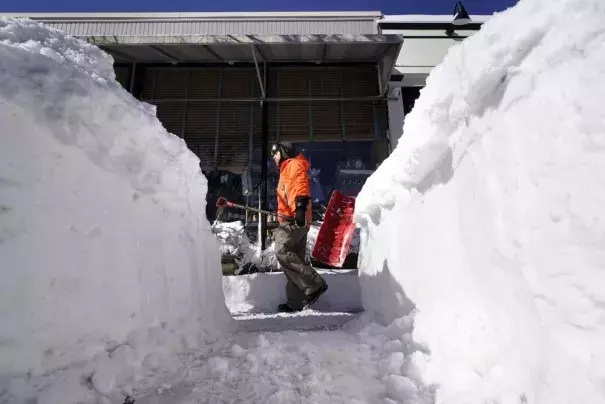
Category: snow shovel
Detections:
[{"x1": 310, "y1": 190, "x2": 356, "y2": 268}]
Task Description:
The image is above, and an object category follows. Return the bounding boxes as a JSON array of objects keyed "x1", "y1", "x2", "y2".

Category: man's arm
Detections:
[{"x1": 289, "y1": 160, "x2": 310, "y2": 226}]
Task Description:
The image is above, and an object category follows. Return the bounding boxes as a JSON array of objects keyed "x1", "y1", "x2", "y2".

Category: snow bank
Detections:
[
  {"x1": 0, "y1": 18, "x2": 230, "y2": 402},
  {"x1": 355, "y1": 0, "x2": 605, "y2": 403}
]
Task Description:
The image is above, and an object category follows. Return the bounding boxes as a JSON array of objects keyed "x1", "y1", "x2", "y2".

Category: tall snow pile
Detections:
[
  {"x1": 355, "y1": 0, "x2": 605, "y2": 403},
  {"x1": 0, "y1": 18, "x2": 230, "y2": 402}
]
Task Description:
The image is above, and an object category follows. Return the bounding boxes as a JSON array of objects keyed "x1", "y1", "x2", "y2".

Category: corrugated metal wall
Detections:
[{"x1": 44, "y1": 19, "x2": 377, "y2": 37}]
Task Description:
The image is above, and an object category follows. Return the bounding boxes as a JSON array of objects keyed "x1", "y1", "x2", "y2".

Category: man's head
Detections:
[{"x1": 270, "y1": 142, "x2": 294, "y2": 166}]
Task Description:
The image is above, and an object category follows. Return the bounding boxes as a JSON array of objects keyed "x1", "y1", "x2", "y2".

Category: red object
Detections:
[
  {"x1": 311, "y1": 190, "x2": 356, "y2": 268},
  {"x1": 216, "y1": 197, "x2": 234, "y2": 208}
]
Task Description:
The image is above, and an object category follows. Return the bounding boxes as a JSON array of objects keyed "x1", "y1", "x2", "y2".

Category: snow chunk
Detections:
[
  {"x1": 0, "y1": 17, "x2": 231, "y2": 402},
  {"x1": 212, "y1": 220, "x2": 280, "y2": 272},
  {"x1": 382, "y1": 352, "x2": 405, "y2": 375},
  {"x1": 356, "y1": 0, "x2": 605, "y2": 403},
  {"x1": 386, "y1": 375, "x2": 418, "y2": 401}
]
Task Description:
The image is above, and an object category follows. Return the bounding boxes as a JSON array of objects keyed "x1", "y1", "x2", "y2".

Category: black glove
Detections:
[{"x1": 294, "y1": 196, "x2": 310, "y2": 227}]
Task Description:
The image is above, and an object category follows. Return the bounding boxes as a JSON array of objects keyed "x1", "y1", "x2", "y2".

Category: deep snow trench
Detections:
[{"x1": 2, "y1": 0, "x2": 605, "y2": 402}]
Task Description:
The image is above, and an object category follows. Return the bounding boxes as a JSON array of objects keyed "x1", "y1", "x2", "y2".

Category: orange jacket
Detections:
[{"x1": 277, "y1": 154, "x2": 311, "y2": 224}]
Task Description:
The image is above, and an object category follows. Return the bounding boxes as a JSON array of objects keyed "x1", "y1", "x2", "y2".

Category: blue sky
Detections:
[{"x1": 2, "y1": 0, "x2": 517, "y2": 15}]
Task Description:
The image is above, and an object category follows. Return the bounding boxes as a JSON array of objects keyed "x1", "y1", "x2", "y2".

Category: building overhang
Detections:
[
  {"x1": 94, "y1": 34, "x2": 402, "y2": 96},
  {"x1": 4, "y1": 12, "x2": 403, "y2": 96},
  {"x1": 88, "y1": 34, "x2": 401, "y2": 64}
]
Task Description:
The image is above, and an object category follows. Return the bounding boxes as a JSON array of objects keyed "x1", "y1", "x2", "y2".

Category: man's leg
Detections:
[
  {"x1": 291, "y1": 227, "x2": 328, "y2": 307},
  {"x1": 285, "y1": 276, "x2": 308, "y2": 311},
  {"x1": 274, "y1": 223, "x2": 327, "y2": 310}
]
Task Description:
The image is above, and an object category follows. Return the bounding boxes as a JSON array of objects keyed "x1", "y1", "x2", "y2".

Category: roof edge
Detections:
[
  {"x1": 1, "y1": 11, "x2": 383, "y2": 20},
  {"x1": 379, "y1": 14, "x2": 492, "y2": 23},
  {"x1": 88, "y1": 33, "x2": 404, "y2": 46}
]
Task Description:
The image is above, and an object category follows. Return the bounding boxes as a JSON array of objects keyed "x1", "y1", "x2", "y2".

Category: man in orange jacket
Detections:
[{"x1": 271, "y1": 142, "x2": 328, "y2": 313}]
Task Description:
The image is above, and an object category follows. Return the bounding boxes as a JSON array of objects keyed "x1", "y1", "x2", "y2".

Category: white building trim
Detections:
[{"x1": 380, "y1": 14, "x2": 493, "y2": 23}]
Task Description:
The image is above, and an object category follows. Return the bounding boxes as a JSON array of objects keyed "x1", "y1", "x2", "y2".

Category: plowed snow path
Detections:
[{"x1": 135, "y1": 311, "x2": 430, "y2": 404}]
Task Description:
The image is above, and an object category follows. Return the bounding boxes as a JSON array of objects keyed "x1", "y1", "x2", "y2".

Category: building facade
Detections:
[
  {"x1": 5, "y1": 11, "x2": 487, "y2": 229},
  {"x1": 380, "y1": 14, "x2": 488, "y2": 148}
]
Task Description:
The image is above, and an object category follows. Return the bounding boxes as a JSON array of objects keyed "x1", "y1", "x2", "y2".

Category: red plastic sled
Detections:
[{"x1": 311, "y1": 190, "x2": 356, "y2": 268}]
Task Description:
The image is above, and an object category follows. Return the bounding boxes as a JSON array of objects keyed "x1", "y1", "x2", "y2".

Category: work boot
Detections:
[
  {"x1": 305, "y1": 283, "x2": 328, "y2": 307},
  {"x1": 277, "y1": 303, "x2": 301, "y2": 313}
]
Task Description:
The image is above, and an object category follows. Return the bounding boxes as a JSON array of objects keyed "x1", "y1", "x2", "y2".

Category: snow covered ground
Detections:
[
  {"x1": 131, "y1": 313, "x2": 431, "y2": 404},
  {"x1": 356, "y1": 0, "x2": 605, "y2": 403},
  {"x1": 0, "y1": 17, "x2": 230, "y2": 403}
]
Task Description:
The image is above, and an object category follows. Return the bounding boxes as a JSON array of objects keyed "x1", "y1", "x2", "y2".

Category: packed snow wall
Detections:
[
  {"x1": 355, "y1": 0, "x2": 605, "y2": 403},
  {"x1": 0, "y1": 17, "x2": 231, "y2": 395}
]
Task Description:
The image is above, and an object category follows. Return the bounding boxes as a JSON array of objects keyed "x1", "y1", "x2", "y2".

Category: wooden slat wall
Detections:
[
  {"x1": 141, "y1": 66, "x2": 260, "y2": 171},
  {"x1": 269, "y1": 65, "x2": 381, "y2": 142},
  {"x1": 268, "y1": 68, "x2": 309, "y2": 142},
  {"x1": 310, "y1": 69, "x2": 342, "y2": 141},
  {"x1": 342, "y1": 67, "x2": 378, "y2": 140}
]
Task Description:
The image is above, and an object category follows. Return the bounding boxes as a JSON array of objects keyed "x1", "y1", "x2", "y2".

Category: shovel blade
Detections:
[
  {"x1": 216, "y1": 197, "x2": 232, "y2": 208},
  {"x1": 311, "y1": 190, "x2": 356, "y2": 268}
]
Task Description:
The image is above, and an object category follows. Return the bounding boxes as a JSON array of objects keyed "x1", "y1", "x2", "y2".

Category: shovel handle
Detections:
[
  {"x1": 216, "y1": 197, "x2": 294, "y2": 221},
  {"x1": 216, "y1": 196, "x2": 321, "y2": 226}
]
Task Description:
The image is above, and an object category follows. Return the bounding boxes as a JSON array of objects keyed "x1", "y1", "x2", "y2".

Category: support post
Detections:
[
  {"x1": 246, "y1": 80, "x2": 255, "y2": 225},
  {"x1": 179, "y1": 72, "x2": 191, "y2": 138},
  {"x1": 251, "y1": 45, "x2": 266, "y2": 99},
  {"x1": 308, "y1": 75, "x2": 313, "y2": 141},
  {"x1": 128, "y1": 62, "x2": 137, "y2": 94},
  {"x1": 151, "y1": 71, "x2": 157, "y2": 99},
  {"x1": 276, "y1": 69, "x2": 280, "y2": 141},
  {"x1": 340, "y1": 71, "x2": 346, "y2": 140},
  {"x1": 248, "y1": 80, "x2": 255, "y2": 168},
  {"x1": 130, "y1": 64, "x2": 145, "y2": 100},
  {"x1": 372, "y1": 100, "x2": 379, "y2": 139},
  {"x1": 259, "y1": 65, "x2": 269, "y2": 250},
  {"x1": 376, "y1": 64, "x2": 384, "y2": 97},
  {"x1": 214, "y1": 69, "x2": 224, "y2": 168}
]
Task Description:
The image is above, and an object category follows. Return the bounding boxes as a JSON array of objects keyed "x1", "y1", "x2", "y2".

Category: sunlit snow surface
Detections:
[
  {"x1": 0, "y1": 17, "x2": 230, "y2": 402},
  {"x1": 356, "y1": 0, "x2": 605, "y2": 402}
]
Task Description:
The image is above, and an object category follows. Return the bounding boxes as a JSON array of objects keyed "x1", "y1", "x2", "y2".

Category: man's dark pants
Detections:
[{"x1": 273, "y1": 222, "x2": 327, "y2": 310}]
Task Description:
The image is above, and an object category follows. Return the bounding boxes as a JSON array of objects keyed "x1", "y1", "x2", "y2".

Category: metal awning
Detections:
[
  {"x1": 89, "y1": 34, "x2": 399, "y2": 63},
  {"x1": 91, "y1": 34, "x2": 402, "y2": 96},
  {"x1": 8, "y1": 12, "x2": 403, "y2": 95}
]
